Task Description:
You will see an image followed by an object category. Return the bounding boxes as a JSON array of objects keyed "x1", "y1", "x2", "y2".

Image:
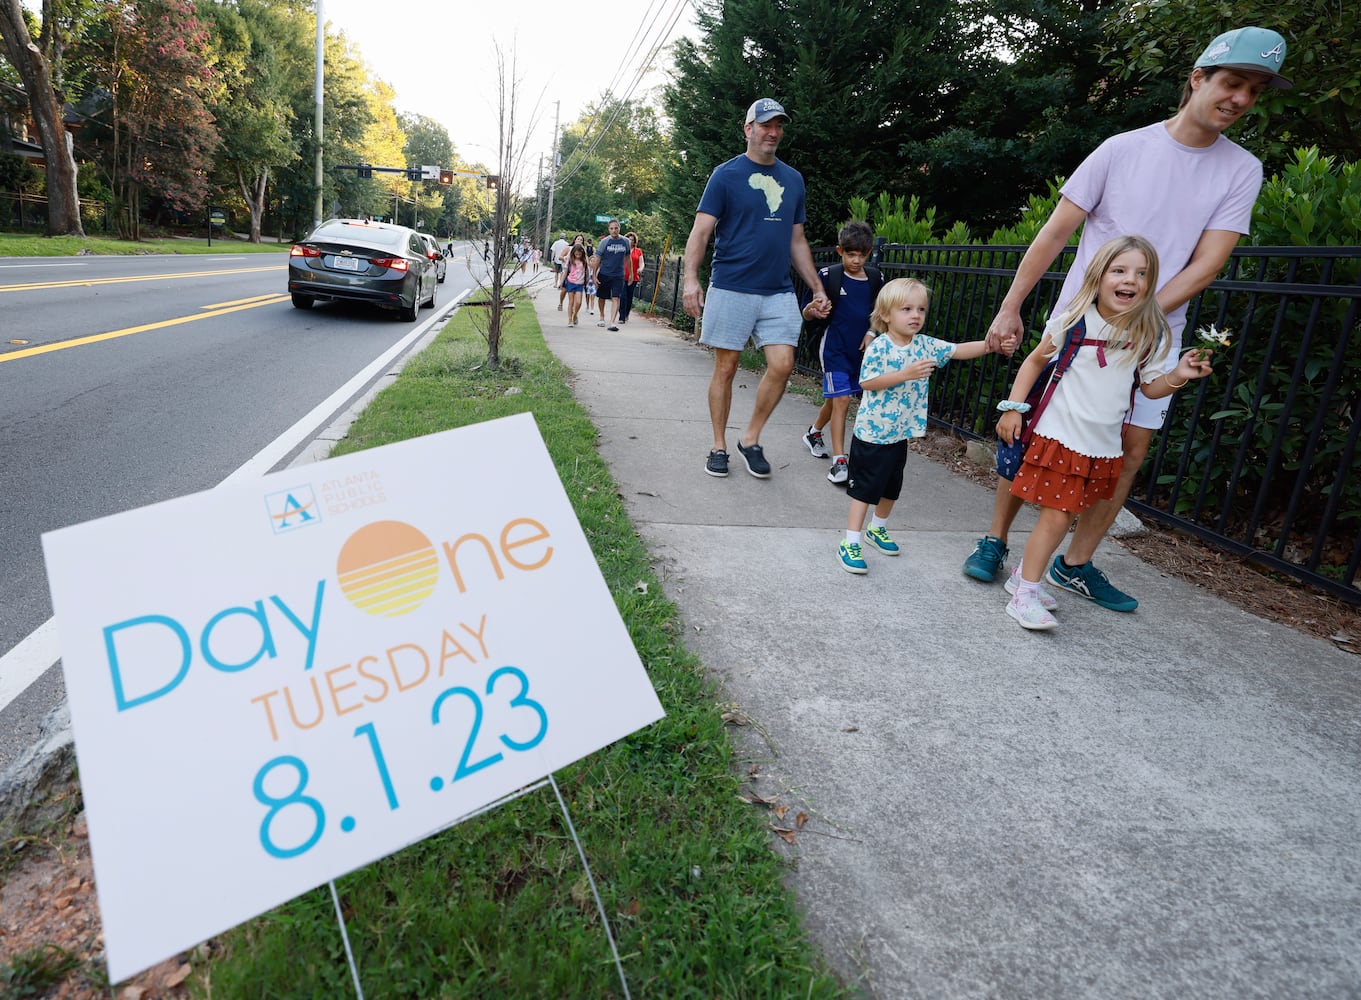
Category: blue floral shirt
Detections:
[{"x1": 853, "y1": 333, "x2": 955, "y2": 444}]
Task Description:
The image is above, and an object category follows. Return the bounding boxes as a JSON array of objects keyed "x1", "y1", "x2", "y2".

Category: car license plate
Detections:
[{"x1": 333, "y1": 255, "x2": 361, "y2": 271}]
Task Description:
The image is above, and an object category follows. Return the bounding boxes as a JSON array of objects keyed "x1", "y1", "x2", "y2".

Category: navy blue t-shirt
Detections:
[
  {"x1": 697, "y1": 154, "x2": 807, "y2": 295},
  {"x1": 820, "y1": 271, "x2": 874, "y2": 375},
  {"x1": 595, "y1": 235, "x2": 631, "y2": 278}
]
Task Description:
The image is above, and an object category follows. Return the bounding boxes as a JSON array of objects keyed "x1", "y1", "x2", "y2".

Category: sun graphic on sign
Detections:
[{"x1": 336, "y1": 520, "x2": 439, "y2": 617}]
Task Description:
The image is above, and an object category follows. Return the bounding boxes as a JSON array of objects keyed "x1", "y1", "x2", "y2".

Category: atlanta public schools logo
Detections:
[{"x1": 265, "y1": 485, "x2": 321, "y2": 534}]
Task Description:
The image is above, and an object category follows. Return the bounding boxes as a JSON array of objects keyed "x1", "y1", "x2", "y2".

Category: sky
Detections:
[{"x1": 320, "y1": 0, "x2": 699, "y2": 177}]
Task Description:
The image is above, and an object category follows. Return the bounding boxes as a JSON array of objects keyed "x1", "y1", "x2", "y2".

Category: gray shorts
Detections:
[
  {"x1": 1128, "y1": 326, "x2": 1185, "y2": 430},
  {"x1": 699, "y1": 287, "x2": 801, "y2": 351}
]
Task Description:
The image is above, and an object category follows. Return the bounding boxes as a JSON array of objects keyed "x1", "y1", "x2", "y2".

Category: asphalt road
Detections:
[{"x1": 0, "y1": 245, "x2": 479, "y2": 770}]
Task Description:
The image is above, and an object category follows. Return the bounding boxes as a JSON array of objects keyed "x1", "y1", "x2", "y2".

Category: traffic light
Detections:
[
  {"x1": 486, "y1": 175, "x2": 499, "y2": 191},
  {"x1": 405, "y1": 167, "x2": 423, "y2": 181},
  {"x1": 356, "y1": 164, "x2": 372, "y2": 179},
  {"x1": 439, "y1": 169, "x2": 453, "y2": 185}
]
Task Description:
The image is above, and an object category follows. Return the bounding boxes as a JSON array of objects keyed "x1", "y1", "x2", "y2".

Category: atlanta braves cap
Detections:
[
  {"x1": 745, "y1": 98, "x2": 790, "y2": 125},
  {"x1": 1194, "y1": 26, "x2": 1292, "y2": 90}
]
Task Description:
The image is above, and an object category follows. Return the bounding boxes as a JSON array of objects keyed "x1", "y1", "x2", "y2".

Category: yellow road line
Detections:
[
  {"x1": 203, "y1": 293, "x2": 288, "y2": 309},
  {"x1": 0, "y1": 264, "x2": 283, "y2": 293},
  {"x1": 0, "y1": 294, "x2": 293, "y2": 364}
]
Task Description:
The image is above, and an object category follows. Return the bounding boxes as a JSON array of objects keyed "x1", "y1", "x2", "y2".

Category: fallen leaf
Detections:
[
  {"x1": 1330, "y1": 632, "x2": 1353, "y2": 644},
  {"x1": 625, "y1": 898, "x2": 641, "y2": 917},
  {"x1": 748, "y1": 764, "x2": 760, "y2": 777},
  {"x1": 842, "y1": 725, "x2": 859, "y2": 733},
  {"x1": 795, "y1": 811, "x2": 809, "y2": 829},
  {"x1": 739, "y1": 789, "x2": 777, "y2": 807},
  {"x1": 721, "y1": 710, "x2": 749, "y2": 726},
  {"x1": 772, "y1": 827, "x2": 797, "y2": 845},
  {"x1": 772, "y1": 804, "x2": 789, "y2": 821},
  {"x1": 165, "y1": 963, "x2": 193, "y2": 987}
]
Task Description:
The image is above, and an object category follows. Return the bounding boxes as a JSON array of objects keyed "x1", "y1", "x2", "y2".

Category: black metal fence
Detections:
[
  {"x1": 1, "y1": 192, "x2": 108, "y2": 231},
  {"x1": 650, "y1": 241, "x2": 1361, "y2": 603},
  {"x1": 634, "y1": 253, "x2": 689, "y2": 327}
]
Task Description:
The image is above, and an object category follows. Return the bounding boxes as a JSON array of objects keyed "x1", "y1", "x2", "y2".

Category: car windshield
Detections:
[{"x1": 312, "y1": 221, "x2": 405, "y2": 248}]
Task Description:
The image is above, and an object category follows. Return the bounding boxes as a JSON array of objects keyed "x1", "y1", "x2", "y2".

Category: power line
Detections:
[{"x1": 552, "y1": 0, "x2": 689, "y2": 188}]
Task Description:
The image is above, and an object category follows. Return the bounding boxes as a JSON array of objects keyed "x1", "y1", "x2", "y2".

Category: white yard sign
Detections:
[{"x1": 42, "y1": 413, "x2": 664, "y2": 983}]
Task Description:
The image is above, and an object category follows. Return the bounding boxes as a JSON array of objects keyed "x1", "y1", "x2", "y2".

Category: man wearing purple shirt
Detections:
[{"x1": 962, "y1": 26, "x2": 1293, "y2": 611}]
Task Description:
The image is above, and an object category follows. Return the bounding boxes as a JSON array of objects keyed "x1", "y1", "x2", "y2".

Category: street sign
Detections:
[
  {"x1": 594, "y1": 214, "x2": 612, "y2": 223},
  {"x1": 209, "y1": 209, "x2": 226, "y2": 225},
  {"x1": 420, "y1": 165, "x2": 441, "y2": 181}
]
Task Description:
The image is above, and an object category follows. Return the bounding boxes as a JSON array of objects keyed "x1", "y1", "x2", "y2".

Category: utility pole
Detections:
[
  {"x1": 313, "y1": 0, "x2": 325, "y2": 228},
  {"x1": 542, "y1": 100, "x2": 560, "y2": 252},
  {"x1": 534, "y1": 154, "x2": 544, "y2": 247}
]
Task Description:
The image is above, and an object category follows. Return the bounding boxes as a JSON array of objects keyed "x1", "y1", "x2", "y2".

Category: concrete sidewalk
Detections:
[{"x1": 526, "y1": 280, "x2": 1361, "y2": 999}]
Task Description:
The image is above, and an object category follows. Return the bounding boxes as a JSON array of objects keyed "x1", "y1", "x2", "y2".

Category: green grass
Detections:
[
  {"x1": 0, "y1": 231, "x2": 289, "y2": 256},
  {"x1": 194, "y1": 299, "x2": 847, "y2": 998},
  {"x1": 0, "y1": 945, "x2": 83, "y2": 997}
]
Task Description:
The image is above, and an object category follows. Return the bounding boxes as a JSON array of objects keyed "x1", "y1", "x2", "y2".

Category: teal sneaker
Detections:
[
  {"x1": 1046, "y1": 557, "x2": 1138, "y2": 612},
  {"x1": 838, "y1": 540, "x2": 868, "y2": 575},
  {"x1": 864, "y1": 525, "x2": 900, "y2": 555},
  {"x1": 962, "y1": 535, "x2": 1007, "y2": 582}
]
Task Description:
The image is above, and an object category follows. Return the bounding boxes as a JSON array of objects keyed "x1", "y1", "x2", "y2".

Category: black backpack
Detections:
[{"x1": 803, "y1": 262, "x2": 884, "y2": 341}]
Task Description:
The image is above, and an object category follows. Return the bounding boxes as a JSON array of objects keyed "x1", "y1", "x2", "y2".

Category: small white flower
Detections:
[{"x1": 1196, "y1": 323, "x2": 1232, "y2": 348}]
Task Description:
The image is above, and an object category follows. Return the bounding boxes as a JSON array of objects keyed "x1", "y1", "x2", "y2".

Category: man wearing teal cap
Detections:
[{"x1": 963, "y1": 27, "x2": 1292, "y2": 614}]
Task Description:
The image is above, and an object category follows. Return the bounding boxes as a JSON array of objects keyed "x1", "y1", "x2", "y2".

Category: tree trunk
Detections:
[
  {"x1": 0, "y1": 0, "x2": 85, "y2": 237},
  {"x1": 238, "y1": 166, "x2": 268, "y2": 244}
]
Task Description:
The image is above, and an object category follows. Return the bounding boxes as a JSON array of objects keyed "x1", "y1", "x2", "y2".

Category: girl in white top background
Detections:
[{"x1": 996, "y1": 234, "x2": 1214, "y2": 630}]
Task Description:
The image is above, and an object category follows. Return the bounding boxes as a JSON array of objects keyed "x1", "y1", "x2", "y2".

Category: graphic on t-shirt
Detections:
[{"x1": 747, "y1": 174, "x2": 785, "y2": 215}]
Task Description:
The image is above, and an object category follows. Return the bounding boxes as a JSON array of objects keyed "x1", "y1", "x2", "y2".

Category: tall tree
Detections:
[
  {"x1": 0, "y1": 0, "x2": 85, "y2": 235},
  {"x1": 76, "y1": 0, "x2": 219, "y2": 239},
  {"x1": 206, "y1": 0, "x2": 300, "y2": 243},
  {"x1": 400, "y1": 112, "x2": 455, "y2": 234},
  {"x1": 901, "y1": 0, "x2": 1174, "y2": 232},
  {"x1": 1103, "y1": 1, "x2": 1359, "y2": 167},
  {"x1": 664, "y1": 0, "x2": 931, "y2": 245}
]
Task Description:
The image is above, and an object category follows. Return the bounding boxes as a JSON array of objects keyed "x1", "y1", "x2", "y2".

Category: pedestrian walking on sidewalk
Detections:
[
  {"x1": 996, "y1": 236, "x2": 1213, "y2": 629},
  {"x1": 591, "y1": 219, "x2": 631, "y2": 330},
  {"x1": 683, "y1": 97, "x2": 830, "y2": 480},
  {"x1": 962, "y1": 25, "x2": 1292, "y2": 613},
  {"x1": 800, "y1": 221, "x2": 883, "y2": 487},
  {"x1": 562, "y1": 245, "x2": 589, "y2": 327},
  {"x1": 619, "y1": 232, "x2": 644, "y2": 325},
  {"x1": 838, "y1": 279, "x2": 998, "y2": 574}
]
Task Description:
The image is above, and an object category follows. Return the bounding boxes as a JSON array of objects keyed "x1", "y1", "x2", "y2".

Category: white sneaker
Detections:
[
  {"x1": 803, "y1": 427, "x2": 829, "y2": 458},
  {"x1": 827, "y1": 458, "x2": 849, "y2": 484},
  {"x1": 1007, "y1": 590, "x2": 1058, "y2": 630},
  {"x1": 1004, "y1": 567, "x2": 1058, "y2": 610}
]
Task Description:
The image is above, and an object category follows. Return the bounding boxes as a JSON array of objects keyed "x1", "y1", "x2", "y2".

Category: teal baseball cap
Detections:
[{"x1": 1194, "y1": 26, "x2": 1292, "y2": 90}]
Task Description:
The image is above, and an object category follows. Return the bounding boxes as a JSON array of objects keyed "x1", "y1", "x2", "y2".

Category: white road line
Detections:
[{"x1": 0, "y1": 288, "x2": 469, "y2": 714}]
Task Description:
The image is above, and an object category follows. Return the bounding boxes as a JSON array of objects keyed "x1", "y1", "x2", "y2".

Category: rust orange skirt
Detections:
[{"x1": 1009, "y1": 434, "x2": 1123, "y2": 513}]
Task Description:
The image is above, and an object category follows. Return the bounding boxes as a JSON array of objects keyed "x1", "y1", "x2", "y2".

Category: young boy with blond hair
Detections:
[{"x1": 839, "y1": 278, "x2": 1000, "y2": 574}]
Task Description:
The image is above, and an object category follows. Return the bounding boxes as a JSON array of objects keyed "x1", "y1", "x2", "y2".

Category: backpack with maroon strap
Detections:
[{"x1": 995, "y1": 315, "x2": 1141, "y2": 480}]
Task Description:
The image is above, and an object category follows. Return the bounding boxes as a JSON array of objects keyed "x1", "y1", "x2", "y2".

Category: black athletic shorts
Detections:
[{"x1": 846, "y1": 436, "x2": 908, "y2": 505}]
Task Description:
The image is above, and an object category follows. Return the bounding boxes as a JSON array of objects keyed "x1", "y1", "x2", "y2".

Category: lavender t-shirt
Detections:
[{"x1": 1058, "y1": 123, "x2": 1262, "y2": 342}]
